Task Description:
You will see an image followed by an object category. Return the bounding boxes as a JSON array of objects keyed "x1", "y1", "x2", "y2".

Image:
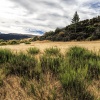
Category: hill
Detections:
[
  {"x1": 35, "y1": 16, "x2": 100, "y2": 41},
  {"x1": 0, "y1": 33, "x2": 34, "y2": 40}
]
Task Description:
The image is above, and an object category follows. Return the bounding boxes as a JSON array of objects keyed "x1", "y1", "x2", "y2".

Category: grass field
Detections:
[
  {"x1": 0, "y1": 41, "x2": 100, "y2": 100},
  {"x1": 0, "y1": 40, "x2": 100, "y2": 53}
]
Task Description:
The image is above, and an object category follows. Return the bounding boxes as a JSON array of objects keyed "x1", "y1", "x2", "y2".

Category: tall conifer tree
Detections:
[{"x1": 72, "y1": 11, "x2": 80, "y2": 33}]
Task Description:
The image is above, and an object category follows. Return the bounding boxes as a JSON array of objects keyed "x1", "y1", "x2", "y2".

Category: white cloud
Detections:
[{"x1": 0, "y1": 0, "x2": 100, "y2": 35}]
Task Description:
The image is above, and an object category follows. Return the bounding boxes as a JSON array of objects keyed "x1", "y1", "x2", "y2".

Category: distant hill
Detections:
[
  {"x1": 0, "y1": 33, "x2": 34, "y2": 40},
  {"x1": 37, "y1": 16, "x2": 100, "y2": 41}
]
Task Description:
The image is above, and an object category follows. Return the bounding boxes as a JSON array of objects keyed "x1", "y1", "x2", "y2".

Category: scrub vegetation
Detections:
[{"x1": 0, "y1": 46, "x2": 100, "y2": 100}]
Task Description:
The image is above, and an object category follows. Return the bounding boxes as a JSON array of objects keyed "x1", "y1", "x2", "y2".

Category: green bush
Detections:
[
  {"x1": 27, "y1": 47, "x2": 40, "y2": 55},
  {"x1": 0, "y1": 39, "x2": 4, "y2": 43},
  {"x1": 40, "y1": 54, "x2": 63, "y2": 74},
  {"x1": 0, "y1": 42, "x2": 7, "y2": 46},
  {"x1": 66, "y1": 46, "x2": 100, "y2": 79},
  {"x1": 8, "y1": 40, "x2": 20, "y2": 45},
  {"x1": 44, "y1": 47, "x2": 60, "y2": 56},
  {"x1": 24, "y1": 41, "x2": 31, "y2": 44},
  {"x1": 0, "y1": 48, "x2": 13, "y2": 63},
  {"x1": 9, "y1": 53, "x2": 37, "y2": 78},
  {"x1": 59, "y1": 47, "x2": 96, "y2": 99}
]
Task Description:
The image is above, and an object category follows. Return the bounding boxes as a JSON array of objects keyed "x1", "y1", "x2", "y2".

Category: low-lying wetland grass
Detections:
[{"x1": 0, "y1": 46, "x2": 100, "y2": 100}]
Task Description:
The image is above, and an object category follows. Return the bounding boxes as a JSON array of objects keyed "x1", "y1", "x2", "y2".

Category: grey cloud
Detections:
[
  {"x1": 1, "y1": 0, "x2": 100, "y2": 35},
  {"x1": 61, "y1": 0, "x2": 77, "y2": 5},
  {"x1": 10, "y1": 0, "x2": 38, "y2": 13}
]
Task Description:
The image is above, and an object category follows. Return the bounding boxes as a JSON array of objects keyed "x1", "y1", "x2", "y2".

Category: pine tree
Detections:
[{"x1": 72, "y1": 11, "x2": 80, "y2": 33}]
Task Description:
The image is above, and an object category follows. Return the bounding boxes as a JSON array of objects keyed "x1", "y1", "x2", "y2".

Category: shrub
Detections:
[
  {"x1": 24, "y1": 41, "x2": 31, "y2": 44},
  {"x1": 9, "y1": 53, "x2": 37, "y2": 78},
  {"x1": 0, "y1": 48, "x2": 13, "y2": 63},
  {"x1": 0, "y1": 39, "x2": 4, "y2": 43},
  {"x1": 44, "y1": 47, "x2": 60, "y2": 56},
  {"x1": 27, "y1": 47, "x2": 40, "y2": 55},
  {"x1": 8, "y1": 40, "x2": 20, "y2": 45},
  {"x1": 40, "y1": 54, "x2": 63, "y2": 74},
  {"x1": 60, "y1": 50, "x2": 95, "y2": 99},
  {"x1": 0, "y1": 42, "x2": 7, "y2": 46},
  {"x1": 66, "y1": 46, "x2": 100, "y2": 79}
]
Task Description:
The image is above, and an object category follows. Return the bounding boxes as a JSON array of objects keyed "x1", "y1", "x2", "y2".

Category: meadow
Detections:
[{"x1": 0, "y1": 41, "x2": 100, "y2": 100}]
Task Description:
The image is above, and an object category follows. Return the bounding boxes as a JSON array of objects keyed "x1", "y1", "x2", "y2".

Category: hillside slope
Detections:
[{"x1": 37, "y1": 16, "x2": 100, "y2": 41}]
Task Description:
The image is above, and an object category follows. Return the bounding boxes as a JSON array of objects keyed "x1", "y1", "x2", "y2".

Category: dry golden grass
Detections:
[
  {"x1": 0, "y1": 40, "x2": 100, "y2": 53},
  {"x1": 0, "y1": 76, "x2": 33, "y2": 100},
  {"x1": 88, "y1": 79, "x2": 100, "y2": 100},
  {"x1": 0, "y1": 72, "x2": 64, "y2": 100}
]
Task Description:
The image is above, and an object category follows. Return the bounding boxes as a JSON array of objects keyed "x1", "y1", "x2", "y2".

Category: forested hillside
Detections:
[{"x1": 36, "y1": 16, "x2": 100, "y2": 41}]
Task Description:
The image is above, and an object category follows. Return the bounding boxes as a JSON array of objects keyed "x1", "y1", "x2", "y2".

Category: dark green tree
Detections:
[{"x1": 72, "y1": 11, "x2": 80, "y2": 33}]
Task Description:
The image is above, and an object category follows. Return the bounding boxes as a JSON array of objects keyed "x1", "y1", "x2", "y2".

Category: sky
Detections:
[{"x1": 0, "y1": 0, "x2": 100, "y2": 35}]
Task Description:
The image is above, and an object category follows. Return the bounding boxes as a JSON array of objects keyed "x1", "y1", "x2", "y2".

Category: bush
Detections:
[
  {"x1": 24, "y1": 41, "x2": 31, "y2": 44},
  {"x1": 0, "y1": 48, "x2": 13, "y2": 63},
  {"x1": 8, "y1": 53, "x2": 37, "y2": 78},
  {"x1": 27, "y1": 47, "x2": 40, "y2": 55},
  {"x1": 8, "y1": 40, "x2": 20, "y2": 45},
  {"x1": 0, "y1": 39, "x2": 4, "y2": 43},
  {"x1": 59, "y1": 47, "x2": 96, "y2": 99},
  {"x1": 0, "y1": 42, "x2": 7, "y2": 46},
  {"x1": 66, "y1": 46, "x2": 100, "y2": 79},
  {"x1": 44, "y1": 47, "x2": 60, "y2": 56},
  {"x1": 40, "y1": 54, "x2": 63, "y2": 74}
]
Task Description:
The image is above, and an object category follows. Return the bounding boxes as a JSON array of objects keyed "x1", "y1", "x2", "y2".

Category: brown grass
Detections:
[
  {"x1": 0, "y1": 40, "x2": 100, "y2": 53},
  {"x1": 88, "y1": 79, "x2": 100, "y2": 100},
  {"x1": 0, "y1": 76, "x2": 33, "y2": 100},
  {"x1": 0, "y1": 72, "x2": 64, "y2": 100}
]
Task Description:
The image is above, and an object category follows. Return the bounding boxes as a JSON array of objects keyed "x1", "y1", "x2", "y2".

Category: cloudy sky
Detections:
[{"x1": 0, "y1": 0, "x2": 100, "y2": 35}]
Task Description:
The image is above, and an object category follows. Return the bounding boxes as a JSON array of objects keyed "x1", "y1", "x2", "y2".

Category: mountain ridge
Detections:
[{"x1": 0, "y1": 33, "x2": 34, "y2": 40}]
